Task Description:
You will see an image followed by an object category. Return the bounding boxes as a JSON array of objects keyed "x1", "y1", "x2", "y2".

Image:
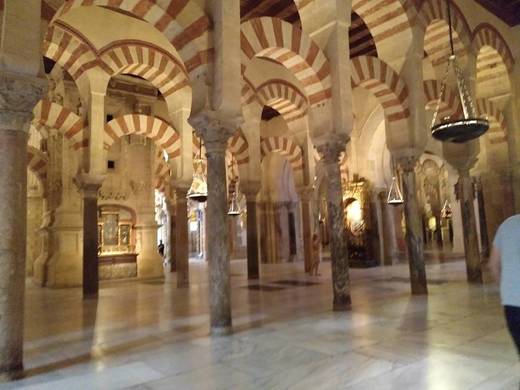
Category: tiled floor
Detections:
[{"x1": 2, "y1": 259, "x2": 519, "y2": 389}]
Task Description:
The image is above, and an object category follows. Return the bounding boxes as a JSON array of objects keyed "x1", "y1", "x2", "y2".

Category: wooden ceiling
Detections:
[
  {"x1": 240, "y1": 0, "x2": 301, "y2": 26},
  {"x1": 474, "y1": 0, "x2": 520, "y2": 26},
  {"x1": 349, "y1": 12, "x2": 378, "y2": 58}
]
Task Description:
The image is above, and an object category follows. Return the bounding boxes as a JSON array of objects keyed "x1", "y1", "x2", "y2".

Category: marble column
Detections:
[
  {"x1": 166, "y1": 199, "x2": 176, "y2": 272},
  {"x1": 456, "y1": 172, "x2": 483, "y2": 283},
  {"x1": 243, "y1": 188, "x2": 260, "y2": 279},
  {"x1": 474, "y1": 178, "x2": 490, "y2": 258},
  {"x1": 318, "y1": 141, "x2": 351, "y2": 310},
  {"x1": 0, "y1": 72, "x2": 44, "y2": 374},
  {"x1": 398, "y1": 157, "x2": 428, "y2": 295},
  {"x1": 175, "y1": 188, "x2": 189, "y2": 287},
  {"x1": 298, "y1": 187, "x2": 314, "y2": 273},
  {"x1": 204, "y1": 134, "x2": 232, "y2": 333},
  {"x1": 75, "y1": 174, "x2": 104, "y2": 298},
  {"x1": 191, "y1": 112, "x2": 240, "y2": 335}
]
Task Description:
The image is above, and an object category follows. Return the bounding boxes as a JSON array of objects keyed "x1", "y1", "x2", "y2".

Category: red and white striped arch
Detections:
[
  {"x1": 256, "y1": 79, "x2": 308, "y2": 123},
  {"x1": 423, "y1": 80, "x2": 462, "y2": 120},
  {"x1": 241, "y1": 17, "x2": 331, "y2": 106},
  {"x1": 476, "y1": 99, "x2": 507, "y2": 145},
  {"x1": 228, "y1": 129, "x2": 249, "y2": 165},
  {"x1": 27, "y1": 146, "x2": 48, "y2": 185},
  {"x1": 472, "y1": 23, "x2": 514, "y2": 97},
  {"x1": 261, "y1": 136, "x2": 303, "y2": 171},
  {"x1": 418, "y1": 0, "x2": 471, "y2": 67},
  {"x1": 52, "y1": 0, "x2": 211, "y2": 76},
  {"x1": 352, "y1": 0, "x2": 413, "y2": 62},
  {"x1": 100, "y1": 41, "x2": 190, "y2": 99},
  {"x1": 472, "y1": 24, "x2": 514, "y2": 72},
  {"x1": 351, "y1": 56, "x2": 409, "y2": 124},
  {"x1": 44, "y1": 23, "x2": 98, "y2": 82},
  {"x1": 242, "y1": 80, "x2": 259, "y2": 106},
  {"x1": 154, "y1": 150, "x2": 171, "y2": 192},
  {"x1": 104, "y1": 114, "x2": 181, "y2": 159},
  {"x1": 32, "y1": 99, "x2": 88, "y2": 150}
]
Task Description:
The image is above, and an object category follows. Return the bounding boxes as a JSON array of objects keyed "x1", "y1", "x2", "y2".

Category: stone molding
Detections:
[
  {"x1": 0, "y1": 72, "x2": 46, "y2": 131},
  {"x1": 241, "y1": 181, "x2": 261, "y2": 200}
]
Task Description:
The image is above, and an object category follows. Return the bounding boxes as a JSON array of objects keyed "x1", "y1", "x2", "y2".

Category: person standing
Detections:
[
  {"x1": 489, "y1": 215, "x2": 520, "y2": 358},
  {"x1": 157, "y1": 240, "x2": 165, "y2": 258}
]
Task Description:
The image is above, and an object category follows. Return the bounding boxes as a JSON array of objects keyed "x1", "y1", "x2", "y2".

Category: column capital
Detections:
[
  {"x1": 0, "y1": 72, "x2": 46, "y2": 131},
  {"x1": 189, "y1": 109, "x2": 243, "y2": 152},
  {"x1": 316, "y1": 135, "x2": 349, "y2": 164},
  {"x1": 297, "y1": 186, "x2": 314, "y2": 202},
  {"x1": 73, "y1": 173, "x2": 105, "y2": 198},
  {"x1": 396, "y1": 155, "x2": 419, "y2": 173},
  {"x1": 241, "y1": 181, "x2": 261, "y2": 200}
]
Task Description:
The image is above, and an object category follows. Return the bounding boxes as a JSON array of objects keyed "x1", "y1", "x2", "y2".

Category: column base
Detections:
[
  {"x1": 467, "y1": 270, "x2": 483, "y2": 284},
  {"x1": 333, "y1": 296, "x2": 352, "y2": 311},
  {"x1": 210, "y1": 325, "x2": 232, "y2": 336},
  {"x1": 411, "y1": 284, "x2": 428, "y2": 295},
  {"x1": 0, "y1": 363, "x2": 24, "y2": 382},
  {"x1": 83, "y1": 292, "x2": 98, "y2": 300},
  {"x1": 247, "y1": 272, "x2": 259, "y2": 280}
]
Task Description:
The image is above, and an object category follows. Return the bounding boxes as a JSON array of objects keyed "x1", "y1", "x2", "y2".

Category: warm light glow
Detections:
[{"x1": 347, "y1": 200, "x2": 363, "y2": 225}]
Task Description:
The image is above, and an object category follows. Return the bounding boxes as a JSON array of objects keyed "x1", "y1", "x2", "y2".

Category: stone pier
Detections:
[
  {"x1": 175, "y1": 187, "x2": 190, "y2": 287},
  {"x1": 398, "y1": 156, "x2": 428, "y2": 295}
]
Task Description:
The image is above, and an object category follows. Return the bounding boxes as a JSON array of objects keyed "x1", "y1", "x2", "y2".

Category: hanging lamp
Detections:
[
  {"x1": 441, "y1": 199, "x2": 452, "y2": 219},
  {"x1": 387, "y1": 176, "x2": 404, "y2": 206},
  {"x1": 228, "y1": 189, "x2": 241, "y2": 216},
  {"x1": 187, "y1": 136, "x2": 208, "y2": 202},
  {"x1": 430, "y1": 1, "x2": 489, "y2": 143}
]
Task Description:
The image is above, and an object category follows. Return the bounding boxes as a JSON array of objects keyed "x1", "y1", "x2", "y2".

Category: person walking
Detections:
[{"x1": 489, "y1": 215, "x2": 520, "y2": 358}]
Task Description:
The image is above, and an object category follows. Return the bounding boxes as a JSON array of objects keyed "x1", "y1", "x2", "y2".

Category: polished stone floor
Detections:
[{"x1": 2, "y1": 258, "x2": 519, "y2": 390}]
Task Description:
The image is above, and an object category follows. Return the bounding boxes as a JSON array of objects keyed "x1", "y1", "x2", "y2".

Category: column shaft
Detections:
[
  {"x1": 175, "y1": 189, "x2": 189, "y2": 287},
  {"x1": 400, "y1": 160, "x2": 428, "y2": 295},
  {"x1": 300, "y1": 196, "x2": 313, "y2": 273},
  {"x1": 206, "y1": 139, "x2": 232, "y2": 333},
  {"x1": 457, "y1": 174, "x2": 482, "y2": 283},
  {"x1": 246, "y1": 198, "x2": 259, "y2": 279},
  {"x1": 82, "y1": 189, "x2": 99, "y2": 297},
  {"x1": 0, "y1": 130, "x2": 28, "y2": 373},
  {"x1": 322, "y1": 149, "x2": 351, "y2": 310}
]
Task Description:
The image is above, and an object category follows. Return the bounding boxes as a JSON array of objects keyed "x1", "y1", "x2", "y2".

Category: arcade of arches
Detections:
[{"x1": 0, "y1": 0, "x2": 520, "y2": 387}]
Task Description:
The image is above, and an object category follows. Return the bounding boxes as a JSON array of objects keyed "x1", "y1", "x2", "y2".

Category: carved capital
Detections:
[
  {"x1": 316, "y1": 140, "x2": 347, "y2": 165},
  {"x1": 189, "y1": 109, "x2": 243, "y2": 153},
  {"x1": 74, "y1": 173, "x2": 105, "y2": 198},
  {"x1": 396, "y1": 156, "x2": 418, "y2": 173},
  {"x1": 241, "y1": 181, "x2": 261, "y2": 200},
  {"x1": 297, "y1": 186, "x2": 314, "y2": 202},
  {"x1": 0, "y1": 72, "x2": 46, "y2": 131}
]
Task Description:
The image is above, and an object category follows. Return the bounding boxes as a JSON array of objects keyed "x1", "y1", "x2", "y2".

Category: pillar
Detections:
[
  {"x1": 243, "y1": 186, "x2": 260, "y2": 279},
  {"x1": 318, "y1": 141, "x2": 351, "y2": 310},
  {"x1": 74, "y1": 174, "x2": 103, "y2": 298},
  {"x1": 174, "y1": 188, "x2": 189, "y2": 287},
  {"x1": 398, "y1": 156, "x2": 428, "y2": 295},
  {"x1": 0, "y1": 72, "x2": 44, "y2": 374},
  {"x1": 456, "y1": 172, "x2": 483, "y2": 283},
  {"x1": 474, "y1": 177, "x2": 489, "y2": 258},
  {"x1": 298, "y1": 187, "x2": 314, "y2": 273},
  {"x1": 205, "y1": 134, "x2": 232, "y2": 333},
  {"x1": 165, "y1": 199, "x2": 176, "y2": 272},
  {"x1": 191, "y1": 112, "x2": 241, "y2": 335}
]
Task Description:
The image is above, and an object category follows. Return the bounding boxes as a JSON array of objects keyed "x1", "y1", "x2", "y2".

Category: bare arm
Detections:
[{"x1": 488, "y1": 244, "x2": 501, "y2": 283}]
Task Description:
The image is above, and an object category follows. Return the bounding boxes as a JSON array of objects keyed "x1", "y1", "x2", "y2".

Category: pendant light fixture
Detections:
[
  {"x1": 441, "y1": 199, "x2": 452, "y2": 219},
  {"x1": 187, "y1": 135, "x2": 208, "y2": 202},
  {"x1": 228, "y1": 190, "x2": 241, "y2": 216},
  {"x1": 387, "y1": 176, "x2": 404, "y2": 206},
  {"x1": 430, "y1": 1, "x2": 489, "y2": 143}
]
